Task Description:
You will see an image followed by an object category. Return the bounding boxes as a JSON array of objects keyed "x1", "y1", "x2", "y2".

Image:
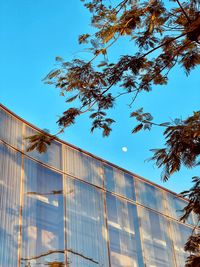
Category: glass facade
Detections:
[
  {"x1": 0, "y1": 105, "x2": 195, "y2": 267},
  {"x1": 66, "y1": 178, "x2": 109, "y2": 267},
  {"x1": 139, "y1": 207, "x2": 175, "y2": 267},
  {"x1": 21, "y1": 159, "x2": 64, "y2": 267},
  {"x1": 106, "y1": 194, "x2": 143, "y2": 267}
]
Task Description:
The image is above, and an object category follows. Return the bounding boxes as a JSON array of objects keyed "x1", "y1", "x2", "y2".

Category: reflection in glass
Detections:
[
  {"x1": 107, "y1": 194, "x2": 144, "y2": 267},
  {"x1": 139, "y1": 207, "x2": 176, "y2": 267},
  {"x1": 66, "y1": 178, "x2": 109, "y2": 266},
  {"x1": 65, "y1": 146, "x2": 103, "y2": 187},
  {"x1": 25, "y1": 127, "x2": 62, "y2": 170},
  {"x1": 21, "y1": 158, "x2": 64, "y2": 267},
  {"x1": 0, "y1": 107, "x2": 22, "y2": 149},
  {"x1": 136, "y1": 181, "x2": 165, "y2": 213},
  {"x1": 171, "y1": 221, "x2": 192, "y2": 267},
  {"x1": 0, "y1": 143, "x2": 21, "y2": 267},
  {"x1": 1, "y1": 106, "x2": 198, "y2": 267},
  {"x1": 167, "y1": 193, "x2": 195, "y2": 225},
  {"x1": 105, "y1": 165, "x2": 135, "y2": 200}
]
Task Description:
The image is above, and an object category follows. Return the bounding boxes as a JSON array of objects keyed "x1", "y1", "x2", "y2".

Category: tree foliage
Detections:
[
  {"x1": 27, "y1": 0, "x2": 200, "y2": 151},
  {"x1": 34, "y1": 0, "x2": 199, "y2": 145},
  {"x1": 26, "y1": 1, "x2": 200, "y2": 265},
  {"x1": 150, "y1": 111, "x2": 200, "y2": 181},
  {"x1": 179, "y1": 177, "x2": 200, "y2": 267}
]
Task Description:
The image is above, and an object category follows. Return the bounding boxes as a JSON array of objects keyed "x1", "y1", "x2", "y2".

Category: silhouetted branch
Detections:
[{"x1": 21, "y1": 249, "x2": 98, "y2": 265}]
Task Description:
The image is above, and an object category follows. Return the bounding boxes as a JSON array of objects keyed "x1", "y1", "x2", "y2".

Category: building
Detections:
[{"x1": 0, "y1": 104, "x2": 196, "y2": 267}]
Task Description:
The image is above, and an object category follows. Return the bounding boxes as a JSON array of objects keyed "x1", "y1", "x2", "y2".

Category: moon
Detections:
[{"x1": 122, "y1": 146, "x2": 128, "y2": 152}]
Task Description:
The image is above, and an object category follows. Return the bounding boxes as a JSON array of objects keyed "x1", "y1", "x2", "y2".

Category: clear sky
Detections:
[{"x1": 1, "y1": 0, "x2": 199, "y2": 193}]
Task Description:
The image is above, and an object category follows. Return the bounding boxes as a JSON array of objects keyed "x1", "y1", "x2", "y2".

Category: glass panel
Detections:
[
  {"x1": 0, "y1": 143, "x2": 21, "y2": 267},
  {"x1": 25, "y1": 127, "x2": 62, "y2": 170},
  {"x1": 105, "y1": 165, "x2": 135, "y2": 200},
  {"x1": 66, "y1": 178, "x2": 109, "y2": 267},
  {"x1": 171, "y1": 221, "x2": 192, "y2": 267},
  {"x1": 65, "y1": 146, "x2": 103, "y2": 187},
  {"x1": 106, "y1": 193, "x2": 144, "y2": 267},
  {"x1": 136, "y1": 180, "x2": 165, "y2": 213},
  {"x1": 139, "y1": 207, "x2": 176, "y2": 267},
  {"x1": 167, "y1": 193, "x2": 195, "y2": 225},
  {"x1": 0, "y1": 107, "x2": 22, "y2": 149},
  {"x1": 21, "y1": 158, "x2": 64, "y2": 267}
]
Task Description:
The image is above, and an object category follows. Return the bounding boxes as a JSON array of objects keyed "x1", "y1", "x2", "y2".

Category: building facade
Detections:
[{"x1": 0, "y1": 104, "x2": 196, "y2": 267}]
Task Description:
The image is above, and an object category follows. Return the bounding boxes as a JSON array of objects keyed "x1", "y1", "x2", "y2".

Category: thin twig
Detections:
[
  {"x1": 114, "y1": 88, "x2": 138, "y2": 99},
  {"x1": 128, "y1": 89, "x2": 140, "y2": 107},
  {"x1": 115, "y1": 0, "x2": 129, "y2": 14},
  {"x1": 175, "y1": 0, "x2": 191, "y2": 23}
]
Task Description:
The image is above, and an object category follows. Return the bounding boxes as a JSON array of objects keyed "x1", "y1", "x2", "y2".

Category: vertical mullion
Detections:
[
  {"x1": 62, "y1": 144, "x2": 68, "y2": 267},
  {"x1": 17, "y1": 123, "x2": 25, "y2": 267},
  {"x1": 103, "y1": 191, "x2": 112, "y2": 267},
  {"x1": 103, "y1": 164, "x2": 112, "y2": 267},
  {"x1": 136, "y1": 207, "x2": 147, "y2": 267},
  {"x1": 167, "y1": 219, "x2": 178, "y2": 267},
  {"x1": 163, "y1": 191, "x2": 178, "y2": 267},
  {"x1": 134, "y1": 180, "x2": 147, "y2": 267}
]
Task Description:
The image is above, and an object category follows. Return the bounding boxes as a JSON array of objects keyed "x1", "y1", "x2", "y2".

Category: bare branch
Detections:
[{"x1": 21, "y1": 249, "x2": 98, "y2": 264}]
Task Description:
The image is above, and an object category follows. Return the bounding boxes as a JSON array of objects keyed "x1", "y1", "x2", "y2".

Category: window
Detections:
[
  {"x1": 0, "y1": 107, "x2": 22, "y2": 149},
  {"x1": 25, "y1": 127, "x2": 62, "y2": 170},
  {"x1": 64, "y1": 146, "x2": 103, "y2": 187},
  {"x1": 105, "y1": 165, "x2": 135, "y2": 200},
  {"x1": 167, "y1": 193, "x2": 195, "y2": 225},
  {"x1": 107, "y1": 194, "x2": 144, "y2": 267},
  {"x1": 136, "y1": 181, "x2": 165, "y2": 213},
  {"x1": 0, "y1": 143, "x2": 21, "y2": 267},
  {"x1": 21, "y1": 158, "x2": 64, "y2": 266},
  {"x1": 66, "y1": 178, "x2": 109, "y2": 266},
  {"x1": 139, "y1": 207, "x2": 176, "y2": 267},
  {"x1": 170, "y1": 221, "x2": 192, "y2": 267}
]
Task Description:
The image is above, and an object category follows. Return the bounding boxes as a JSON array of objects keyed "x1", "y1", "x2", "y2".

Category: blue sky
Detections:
[{"x1": 1, "y1": 0, "x2": 199, "y2": 193}]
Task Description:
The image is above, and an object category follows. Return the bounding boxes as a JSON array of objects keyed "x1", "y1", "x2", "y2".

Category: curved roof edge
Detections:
[{"x1": 0, "y1": 102, "x2": 187, "y2": 200}]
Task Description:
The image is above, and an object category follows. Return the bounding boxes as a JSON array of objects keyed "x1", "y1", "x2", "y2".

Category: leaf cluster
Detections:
[
  {"x1": 28, "y1": 0, "x2": 200, "y2": 154},
  {"x1": 25, "y1": 133, "x2": 54, "y2": 153},
  {"x1": 40, "y1": 0, "x2": 199, "y2": 139},
  {"x1": 131, "y1": 107, "x2": 154, "y2": 133},
  {"x1": 178, "y1": 177, "x2": 200, "y2": 267},
  {"x1": 180, "y1": 176, "x2": 200, "y2": 222},
  {"x1": 151, "y1": 111, "x2": 200, "y2": 181}
]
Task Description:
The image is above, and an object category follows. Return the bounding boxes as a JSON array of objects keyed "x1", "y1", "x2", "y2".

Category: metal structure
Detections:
[{"x1": 0, "y1": 104, "x2": 196, "y2": 267}]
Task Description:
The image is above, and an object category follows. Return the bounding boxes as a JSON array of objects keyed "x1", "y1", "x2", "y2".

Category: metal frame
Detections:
[
  {"x1": 0, "y1": 104, "x2": 195, "y2": 267},
  {"x1": 1, "y1": 137, "x2": 194, "y2": 230},
  {"x1": 62, "y1": 144, "x2": 68, "y2": 267},
  {"x1": 17, "y1": 123, "x2": 25, "y2": 267},
  {"x1": 0, "y1": 103, "x2": 191, "y2": 201}
]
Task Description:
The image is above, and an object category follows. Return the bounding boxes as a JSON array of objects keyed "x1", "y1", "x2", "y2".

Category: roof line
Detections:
[{"x1": 0, "y1": 102, "x2": 188, "y2": 200}]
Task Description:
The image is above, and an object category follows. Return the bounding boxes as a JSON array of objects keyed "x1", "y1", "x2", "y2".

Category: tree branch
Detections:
[
  {"x1": 175, "y1": 0, "x2": 191, "y2": 23},
  {"x1": 128, "y1": 89, "x2": 140, "y2": 107},
  {"x1": 115, "y1": 0, "x2": 129, "y2": 14},
  {"x1": 113, "y1": 88, "x2": 138, "y2": 99},
  {"x1": 21, "y1": 249, "x2": 98, "y2": 264},
  {"x1": 69, "y1": 32, "x2": 189, "y2": 119},
  {"x1": 142, "y1": 32, "x2": 187, "y2": 58}
]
